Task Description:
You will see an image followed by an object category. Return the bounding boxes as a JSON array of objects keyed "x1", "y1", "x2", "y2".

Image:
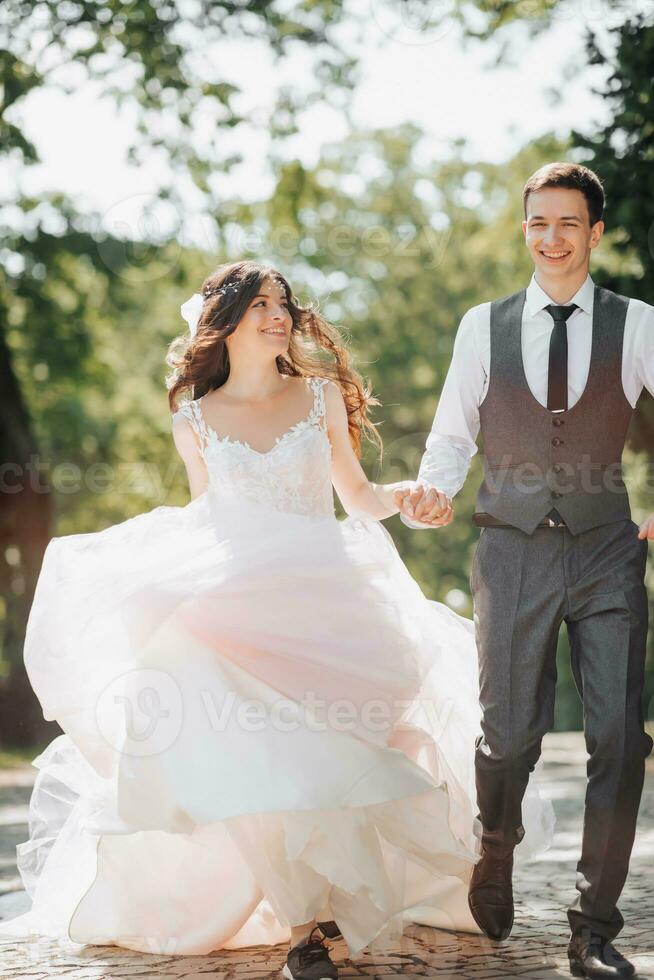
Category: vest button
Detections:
[
  {"x1": 552, "y1": 491, "x2": 562, "y2": 499},
  {"x1": 552, "y1": 437, "x2": 563, "y2": 446},
  {"x1": 552, "y1": 417, "x2": 564, "y2": 426},
  {"x1": 553, "y1": 464, "x2": 562, "y2": 473}
]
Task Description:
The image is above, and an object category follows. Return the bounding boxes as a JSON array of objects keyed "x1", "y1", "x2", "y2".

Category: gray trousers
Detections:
[{"x1": 470, "y1": 517, "x2": 652, "y2": 941}]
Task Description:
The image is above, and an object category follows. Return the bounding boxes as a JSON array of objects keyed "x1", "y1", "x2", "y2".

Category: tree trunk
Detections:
[{"x1": 0, "y1": 316, "x2": 60, "y2": 748}]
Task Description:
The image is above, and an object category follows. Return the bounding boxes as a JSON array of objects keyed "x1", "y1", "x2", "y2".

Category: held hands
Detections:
[
  {"x1": 393, "y1": 482, "x2": 454, "y2": 528},
  {"x1": 637, "y1": 514, "x2": 654, "y2": 541}
]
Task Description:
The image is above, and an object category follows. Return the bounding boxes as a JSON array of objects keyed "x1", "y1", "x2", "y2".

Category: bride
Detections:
[{"x1": 0, "y1": 260, "x2": 553, "y2": 978}]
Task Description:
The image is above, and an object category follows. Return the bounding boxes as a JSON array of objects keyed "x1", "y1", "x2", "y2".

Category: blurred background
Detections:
[{"x1": 1, "y1": 0, "x2": 652, "y2": 757}]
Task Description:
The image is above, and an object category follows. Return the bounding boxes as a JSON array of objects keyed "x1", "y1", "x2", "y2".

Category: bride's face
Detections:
[{"x1": 226, "y1": 277, "x2": 292, "y2": 362}]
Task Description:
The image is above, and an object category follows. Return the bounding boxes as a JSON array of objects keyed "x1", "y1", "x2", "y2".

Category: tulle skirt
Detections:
[{"x1": 0, "y1": 490, "x2": 554, "y2": 958}]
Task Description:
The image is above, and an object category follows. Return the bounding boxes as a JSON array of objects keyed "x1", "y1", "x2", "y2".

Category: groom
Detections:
[{"x1": 395, "y1": 162, "x2": 653, "y2": 980}]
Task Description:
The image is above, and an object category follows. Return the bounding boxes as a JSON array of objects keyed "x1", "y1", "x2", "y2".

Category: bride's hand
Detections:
[
  {"x1": 393, "y1": 481, "x2": 419, "y2": 516},
  {"x1": 394, "y1": 483, "x2": 453, "y2": 527}
]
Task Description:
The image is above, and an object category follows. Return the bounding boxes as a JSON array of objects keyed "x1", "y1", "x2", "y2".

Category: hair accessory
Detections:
[
  {"x1": 180, "y1": 283, "x2": 240, "y2": 338},
  {"x1": 180, "y1": 293, "x2": 205, "y2": 339},
  {"x1": 207, "y1": 282, "x2": 240, "y2": 298}
]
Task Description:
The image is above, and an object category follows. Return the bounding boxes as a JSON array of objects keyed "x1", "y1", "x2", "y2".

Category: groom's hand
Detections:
[
  {"x1": 411, "y1": 485, "x2": 453, "y2": 526},
  {"x1": 395, "y1": 485, "x2": 453, "y2": 527}
]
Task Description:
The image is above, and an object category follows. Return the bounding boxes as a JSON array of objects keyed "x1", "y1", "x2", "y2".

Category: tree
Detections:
[
  {"x1": 230, "y1": 123, "x2": 652, "y2": 731},
  {"x1": 572, "y1": 11, "x2": 654, "y2": 725},
  {"x1": 572, "y1": 12, "x2": 654, "y2": 456},
  {"x1": 0, "y1": 0, "x2": 356, "y2": 746},
  {"x1": 7, "y1": 0, "x2": 556, "y2": 746},
  {"x1": 231, "y1": 127, "x2": 571, "y2": 586}
]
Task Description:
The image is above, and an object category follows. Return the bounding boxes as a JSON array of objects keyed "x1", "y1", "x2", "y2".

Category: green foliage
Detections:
[
  {"x1": 229, "y1": 129, "x2": 570, "y2": 596},
  {"x1": 1, "y1": 2, "x2": 653, "y2": 741},
  {"x1": 0, "y1": 0, "x2": 358, "y2": 744},
  {"x1": 0, "y1": 0, "x2": 354, "y2": 183},
  {"x1": 571, "y1": 11, "x2": 654, "y2": 728},
  {"x1": 573, "y1": 14, "x2": 654, "y2": 303},
  {"x1": 5, "y1": 124, "x2": 651, "y2": 733}
]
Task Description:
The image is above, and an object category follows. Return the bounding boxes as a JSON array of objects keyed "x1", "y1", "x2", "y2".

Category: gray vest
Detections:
[{"x1": 474, "y1": 286, "x2": 633, "y2": 535}]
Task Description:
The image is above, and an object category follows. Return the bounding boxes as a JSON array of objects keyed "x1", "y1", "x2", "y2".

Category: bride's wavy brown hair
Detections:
[{"x1": 166, "y1": 260, "x2": 383, "y2": 459}]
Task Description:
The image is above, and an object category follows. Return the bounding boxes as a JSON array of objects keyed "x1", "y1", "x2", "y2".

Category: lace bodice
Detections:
[{"x1": 174, "y1": 376, "x2": 335, "y2": 519}]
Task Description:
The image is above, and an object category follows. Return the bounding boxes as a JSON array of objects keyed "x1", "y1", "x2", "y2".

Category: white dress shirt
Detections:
[{"x1": 401, "y1": 273, "x2": 654, "y2": 530}]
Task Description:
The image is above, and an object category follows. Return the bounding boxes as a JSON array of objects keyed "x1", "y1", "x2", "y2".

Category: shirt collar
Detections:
[{"x1": 525, "y1": 273, "x2": 594, "y2": 318}]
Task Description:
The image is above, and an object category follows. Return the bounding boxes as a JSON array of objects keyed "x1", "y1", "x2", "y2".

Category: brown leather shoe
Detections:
[
  {"x1": 467, "y1": 848, "x2": 514, "y2": 940},
  {"x1": 567, "y1": 933, "x2": 635, "y2": 978}
]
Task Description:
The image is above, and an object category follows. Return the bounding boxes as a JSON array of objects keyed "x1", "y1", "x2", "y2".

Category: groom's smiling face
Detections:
[{"x1": 522, "y1": 187, "x2": 604, "y2": 281}]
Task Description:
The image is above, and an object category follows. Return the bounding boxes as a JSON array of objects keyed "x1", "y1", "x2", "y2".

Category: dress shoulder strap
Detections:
[
  {"x1": 307, "y1": 376, "x2": 329, "y2": 428},
  {"x1": 174, "y1": 400, "x2": 208, "y2": 457}
]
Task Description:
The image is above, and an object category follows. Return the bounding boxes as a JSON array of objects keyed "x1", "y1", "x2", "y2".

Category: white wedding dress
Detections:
[{"x1": 0, "y1": 375, "x2": 554, "y2": 959}]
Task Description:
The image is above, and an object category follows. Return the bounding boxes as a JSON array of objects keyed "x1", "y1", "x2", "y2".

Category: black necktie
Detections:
[{"x1": 545, "y1": 304, "x2": 578, "y2": 411}]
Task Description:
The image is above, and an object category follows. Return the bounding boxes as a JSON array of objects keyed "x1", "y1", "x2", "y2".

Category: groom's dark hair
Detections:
[{"x1": 523, "y1": 162, "x2": 604, "y2": 226}]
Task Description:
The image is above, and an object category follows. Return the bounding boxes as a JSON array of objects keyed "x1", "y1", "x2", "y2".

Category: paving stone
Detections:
[{"x1": 0, "y1": 733, "x2": 652, "y2": 978}]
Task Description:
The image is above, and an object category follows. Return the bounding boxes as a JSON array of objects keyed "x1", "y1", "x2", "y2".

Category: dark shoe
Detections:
[
  {"x1": 467, "y1": 848, "x2": 514, "y2": 940},
  {"x1": 317, "y1": 920, "x2": 342, "y2": 940},
  {"x1": 567, "y1": 933, "x2": 635, "y2": 978},
  {"x1": 283, "y1": 925, "x2": 338, "y2": 980}
]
